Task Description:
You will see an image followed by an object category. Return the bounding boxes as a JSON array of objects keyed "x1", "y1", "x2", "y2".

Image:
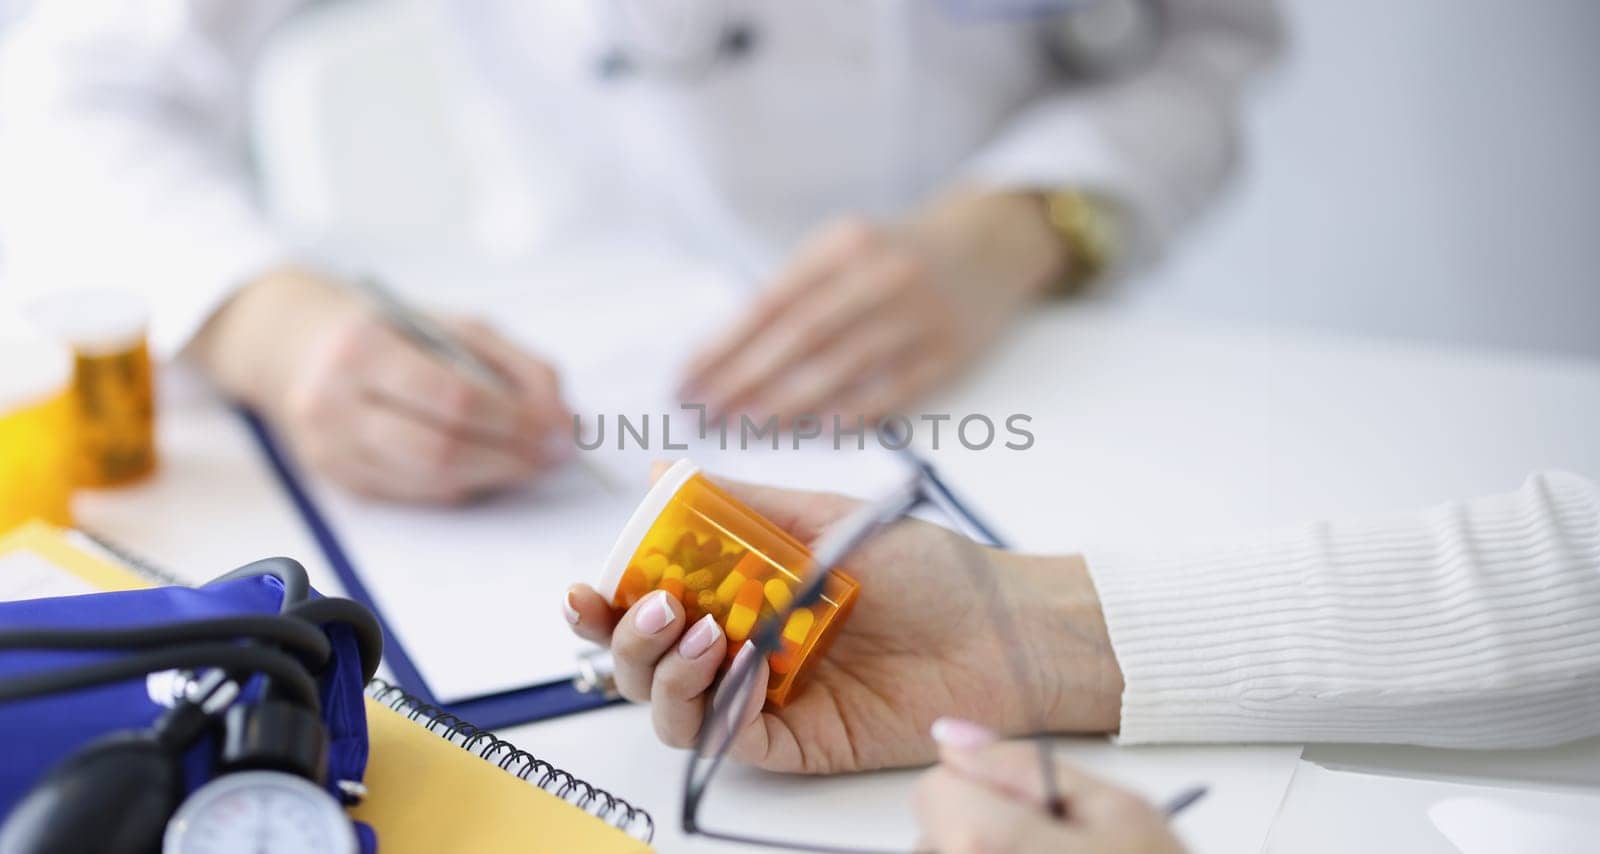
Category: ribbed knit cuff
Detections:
[
  {"x1": 1087, "y1": 535, "x2": 1330, "y2": 745},
  {"x1": 1086, "y1": 472, "x2": 1600, "y2": 748}
]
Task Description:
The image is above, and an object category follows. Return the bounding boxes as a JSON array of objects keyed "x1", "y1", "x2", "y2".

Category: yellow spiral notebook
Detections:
[{"x1": 0, "y1": 521, "x2": 653, "y2": 853}]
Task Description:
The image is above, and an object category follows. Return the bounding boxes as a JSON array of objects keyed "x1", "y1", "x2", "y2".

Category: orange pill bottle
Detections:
[
  {"x1": 597, "y1": 460, "x2": 859, "y2": 707},
  {"x1": 28, "y1": 290, "x2": 157, "y2": 487}
]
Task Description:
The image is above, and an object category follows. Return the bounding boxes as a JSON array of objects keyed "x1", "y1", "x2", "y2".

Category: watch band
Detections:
[{"x1": 1040, "y1": 189, "x2": 1122, "y2": 293}]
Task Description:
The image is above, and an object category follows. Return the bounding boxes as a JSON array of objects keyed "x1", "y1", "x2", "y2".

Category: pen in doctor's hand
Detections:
[
  {"x1": 354, "y1": 276, "x2": 505, "y2": 389},
  {"x1": 354, "y1": 276, "x2": 621, "y2": 494},
  {"x1": 1162, "y1": 785, "x2": 1207, "y2": 816},
  {"x1": 919, "y1": 734, "x2": 1190, "y2": 853}
]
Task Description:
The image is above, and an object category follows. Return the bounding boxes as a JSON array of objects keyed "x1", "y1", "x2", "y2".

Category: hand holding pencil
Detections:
[{"x1": 193, "y1": 268, "x2": 576, "y2": 504}]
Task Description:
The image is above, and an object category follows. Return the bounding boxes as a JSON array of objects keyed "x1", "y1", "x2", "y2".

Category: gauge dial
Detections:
[{"x1": 163, "y1": 770, "x2": 356, "y2": 854}]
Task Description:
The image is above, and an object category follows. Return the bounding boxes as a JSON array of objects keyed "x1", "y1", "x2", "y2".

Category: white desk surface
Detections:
[{"x1": 75, "y1": 300, "x2": 1600, "y2": 852}]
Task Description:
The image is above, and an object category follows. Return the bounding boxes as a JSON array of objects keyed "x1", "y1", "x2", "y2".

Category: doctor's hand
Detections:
[
  {"x1": 680, "y1": 189, "x2": 1069, "y2": 425},
  {"x1": 192, "y1": 269, "x2": 574, "y2": 504},
  {"x1": 917, "y1": 732, "x2": 1186, "y2": 854},
  {"x1": 563, "y1": 475, "x2": 1122, "y2": 774}
]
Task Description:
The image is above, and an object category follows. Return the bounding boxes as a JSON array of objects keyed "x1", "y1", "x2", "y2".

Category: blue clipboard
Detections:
[{"x1": 240, "y1": 409, "x2": 617, "y2": 729}]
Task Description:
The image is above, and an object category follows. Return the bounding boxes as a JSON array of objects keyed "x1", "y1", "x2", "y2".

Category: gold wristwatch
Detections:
[{"x1": 1038, "y1": 188, "x2": 1123, "y2": 294}]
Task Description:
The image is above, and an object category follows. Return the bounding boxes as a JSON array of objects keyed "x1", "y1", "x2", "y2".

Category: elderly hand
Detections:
[
  {"x1": 917, "y1": 724, "x2": 1186, "y2": 854},
  {"x1": 563, "y1": 474, "x2": 1122, "y2": 773},
  {"x1": 679, "y1": 189, "x2": 1068, "y2": 425},
  {"x1": 193, "y1": 269, "x2": 573, "y2": 504}
]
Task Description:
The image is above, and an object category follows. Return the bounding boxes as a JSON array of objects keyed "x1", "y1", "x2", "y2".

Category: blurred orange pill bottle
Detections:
[
  {"x1": 0, "y1": 316, "x2": 76, "y2": 531},
  {"x1": 597, "y1": 459, "x2": 860, "y2": 707},
  {"x1": 28, "y1": 291, "x2": 157, "y2": 487}
]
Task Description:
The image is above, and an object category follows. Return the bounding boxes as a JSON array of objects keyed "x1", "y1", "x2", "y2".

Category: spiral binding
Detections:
[
  {"x1": 367, "y1": 679, "x2": 654, "y2": 843},
  {"x1": 77, "y1": 527, "x2": 188, "y2": 587}
]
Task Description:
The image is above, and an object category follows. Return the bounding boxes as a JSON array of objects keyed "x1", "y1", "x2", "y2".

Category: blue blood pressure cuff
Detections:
[{"x1": 0, "y1": 576, "x2": 371, "y2": 842}]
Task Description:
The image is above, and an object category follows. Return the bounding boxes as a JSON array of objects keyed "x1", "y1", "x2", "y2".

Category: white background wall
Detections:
[{"x1": 1133, "y1": 0, "x2": 1600, "y2": 359}]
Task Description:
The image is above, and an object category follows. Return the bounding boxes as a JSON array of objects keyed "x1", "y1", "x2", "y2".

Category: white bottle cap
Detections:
[
  {"x1": 595, "y1": 459, "x2": 701, "y2": 602},
  {"x1": 0, "y1": 310, "x2": 73, "y2": 414},
  {"x1": 26, "y1": 289, "x2": 149, "y2": 356}
]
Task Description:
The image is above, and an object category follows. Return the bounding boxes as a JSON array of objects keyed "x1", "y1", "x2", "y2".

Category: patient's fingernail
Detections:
[
  {"x1": 930, "y1": 717, "x2": 996, "y2": 749},
  {"x1": 562, "y1": 587, "x2": 581, "y2": 626},
  {"x1": 635, "y1": 590, "x2": 677, "y2": 635},
  {"x1": 679, "y1": 614, "x2": 721, "y2": 659}
]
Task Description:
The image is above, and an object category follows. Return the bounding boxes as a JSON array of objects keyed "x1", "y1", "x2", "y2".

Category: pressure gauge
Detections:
[{"x1": 162, "y1": 770, "x2": 357, "y2": 854}]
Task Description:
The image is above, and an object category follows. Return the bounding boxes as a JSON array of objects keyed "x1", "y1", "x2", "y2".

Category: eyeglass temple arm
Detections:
[
  {"x1": 909, "y1": 461, "x2": 1007, "y2": 548},
  {"x1": 803, "y1": 476, "x2": 925, "y2": 595},
  {"x1": 878, "y1": 419, "x2": 1006, "y2": 547}
]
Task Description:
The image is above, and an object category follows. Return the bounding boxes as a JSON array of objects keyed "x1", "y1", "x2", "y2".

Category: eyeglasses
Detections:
[{"x1": 679, "y1": 436, "x2": 1070, "y2": 852}]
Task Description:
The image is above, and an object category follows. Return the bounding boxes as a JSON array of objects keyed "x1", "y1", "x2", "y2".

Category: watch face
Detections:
[{"x1": 163, "y1": 771, "x2": 356, "y2": 854}]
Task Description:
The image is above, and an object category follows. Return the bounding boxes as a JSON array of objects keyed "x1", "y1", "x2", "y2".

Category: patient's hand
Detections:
[{"x1": 564, "y1": 477, "x2": 1122, "y2": 773}]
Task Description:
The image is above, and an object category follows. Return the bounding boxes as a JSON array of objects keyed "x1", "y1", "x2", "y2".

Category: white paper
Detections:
[{"x1": 1265, "y1": 762, "x2": 1600, "y2": 854}]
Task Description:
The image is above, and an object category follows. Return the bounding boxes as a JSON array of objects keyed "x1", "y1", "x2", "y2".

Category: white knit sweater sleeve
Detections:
[{"x1": 1085, "y1": 471, "x2": 1600, "y2": 748}]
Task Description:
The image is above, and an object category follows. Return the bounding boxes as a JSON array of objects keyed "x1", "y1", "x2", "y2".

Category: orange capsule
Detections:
[
  {"x1": 768, "y1": 638, "x2": 800, "y2": 675},
  {"x1": 725, "y1": 577, "x2": 764, "y2": 643},
  {"x1": 659, "y1": 577, "x2": 686, "y2": 603},
  {"x1": 731, "y1": 550, "x2": 767, "y2": 581},
  {"x1": 735, "y1": 577, "x2": 763, "y2": 611}
]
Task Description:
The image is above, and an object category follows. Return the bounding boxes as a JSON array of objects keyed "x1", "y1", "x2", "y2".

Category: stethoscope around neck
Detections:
[
  {"x1": 590, "y1": 0, "x2": 1119, "y2": 83},
  {"x1": 593, "y1": 0, "x2": 757, "y2": 82}
]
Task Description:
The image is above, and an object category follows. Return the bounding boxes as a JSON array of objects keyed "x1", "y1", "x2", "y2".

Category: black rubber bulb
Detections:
[{"x1": 0, "y1": 732, "x2": 181, "y2": 854}]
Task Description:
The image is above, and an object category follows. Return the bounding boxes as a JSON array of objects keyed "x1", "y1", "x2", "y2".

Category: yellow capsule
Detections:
[
  {"x1": 663, "y1": 563, "x2": 685, "y2": 582},
  {"x1": 782, "y1": 608, "x2": 814, "y2": 645},
  {"x1": 696, "y1": 589, "x2": 719, "y2": 614},
  {"x1": 715, "y1": 570, "x2": 747, "y2": 606},
  {"x1": 673, "y1": 531, "x2": 702, "y2": 568},
  {"x1": 641, "y1": 553, "x2": 668, "y2": 585},
  {"x1": 726, "y1": 603, "x2": 757, "y2": 643},
  {"x1": 685, "y1": 569, "x2": 716, "y2": 591},
  {"x1": 763, "y1": 578, "x2": 792, "y2": 612}
]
